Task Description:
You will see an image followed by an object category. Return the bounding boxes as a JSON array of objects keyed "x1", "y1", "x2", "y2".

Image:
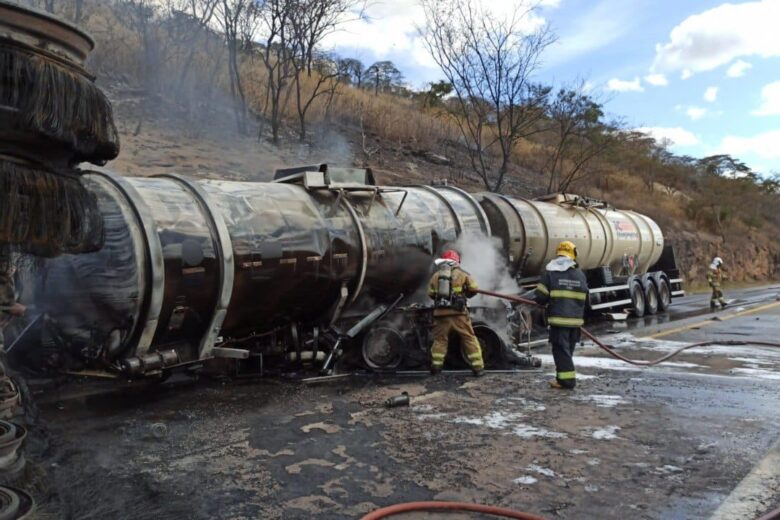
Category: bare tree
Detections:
[
  {"x1": 214, "y1": 0, "x2": 258, "y2": 134},
  {"x1": 421, "y1": 0, "x2": 555, "y2": 192},
  {"x1": 257, "y1": 0, "x2": 296, "y2": 143},
  {"x1": 287, "y1": 0, "x2": 359, "y2": 141},
  {"x1": 541, "y1": 84, "x2": 618, "y2": 193}
]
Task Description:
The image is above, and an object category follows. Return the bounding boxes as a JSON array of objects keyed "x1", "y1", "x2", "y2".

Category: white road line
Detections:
[{"x1": 709, "y1": 439, "x2": 780, "y2": 520}]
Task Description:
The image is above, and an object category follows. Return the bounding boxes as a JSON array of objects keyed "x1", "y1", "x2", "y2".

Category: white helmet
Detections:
[{"x1": 711, "y1": 257, "x2": 723, "y2": 269}]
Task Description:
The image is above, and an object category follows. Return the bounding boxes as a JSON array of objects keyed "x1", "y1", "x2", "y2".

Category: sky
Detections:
[{"x1": 324, "y1": 0, "x2": 780, "y2": 175}]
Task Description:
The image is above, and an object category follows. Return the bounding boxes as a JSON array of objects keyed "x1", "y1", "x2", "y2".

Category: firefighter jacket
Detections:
[
  {"x1": 706, "y1": 268, "x2": 723, "y2": 288},
  {"x1": 428, "y1": 265, "x2": 478, "y2": 317},
  {"x1": 534, "y1": 256, "x2": 589, "y2": 328}
]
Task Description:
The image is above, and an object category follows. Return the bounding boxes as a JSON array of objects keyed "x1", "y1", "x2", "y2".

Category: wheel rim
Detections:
[
  {"x1": 632, "y1": 284, "x2": 645, "y2": 314},
  {"x1": 362, "y1": 327, "x2": 403, "y2": 369},
  {"x1": 660, "y1": 281, "x2": 671, "y2": 307},
  {"x1": 646, "y1": 285, "x2": 658, "y2": 313}
]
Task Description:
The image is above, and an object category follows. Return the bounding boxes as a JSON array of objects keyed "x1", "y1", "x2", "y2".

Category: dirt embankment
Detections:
[{"x1": 668, "y1": 231, "x2": 780, "y2": 288}]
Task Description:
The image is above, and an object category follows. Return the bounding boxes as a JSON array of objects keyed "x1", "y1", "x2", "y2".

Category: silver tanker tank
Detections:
[{"x1": 20, "y1": 165, "x2": 672, "y2": 373}]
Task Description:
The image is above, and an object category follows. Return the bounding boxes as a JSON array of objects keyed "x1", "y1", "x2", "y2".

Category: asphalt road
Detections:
[{"x1": 27, "y1": 283, "x2": 780, "y2": 519}]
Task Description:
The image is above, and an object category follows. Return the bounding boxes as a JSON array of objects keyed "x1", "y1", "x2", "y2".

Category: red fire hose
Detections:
[
  {"x1": 362, "y1": 290, "x2": 780, "y2": 520},
  {"x1": 360, "y1": 501, "x2": 547, "y2": 519},
  {"x1": 474, "y1": 288, "x2": 780, "y2": 365}
]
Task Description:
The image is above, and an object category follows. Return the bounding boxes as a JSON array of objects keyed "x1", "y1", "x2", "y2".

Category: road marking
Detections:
[
  {"x1": 709, "y1": 439, "x2": 780, "y2": 520},
  {"x1": 647, "y1": 301, "x2": 780, "y2": 339}
]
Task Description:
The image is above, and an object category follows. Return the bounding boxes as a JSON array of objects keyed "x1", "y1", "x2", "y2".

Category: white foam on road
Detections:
[
  {"x1": 526, "y1": 464, "x2": 556, "y2": 478},
  {"x1": 452, "y1": 411, "x2": 524, "y2": 429},
  {"x1": 592, "y1": 426, "x2": 620, "y2": 440},
  {"x1": 729, "y1": 368, "x2": 780, "y2": 380},
  {"x1": 512, "y1": 424, "x2": 567, "y2": 439},
  {"x1": 513, "y1": 476, "x2": 538, "y2": 485},
  {"x1": 573, "y1": 394, "x2": 630, "y2": 408},
  {"x1": 537, "y1": 354, "x2": 702, "y2": 371}
]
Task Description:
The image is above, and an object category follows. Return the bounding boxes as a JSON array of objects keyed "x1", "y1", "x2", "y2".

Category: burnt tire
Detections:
[
  {"x1": 657, "y1": 277, "x2": 672, "y2": 312},
  {"x1": 629, "y1": 280, "x2": 646, "y2": 318},
  {"x1": 644, "y1": 281, "x2": 659, "y2": 315}
]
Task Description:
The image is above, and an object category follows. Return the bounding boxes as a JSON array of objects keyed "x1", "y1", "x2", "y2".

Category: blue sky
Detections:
[{"x1": 325, "y1": 0, "x2": 780, "y2": 175}]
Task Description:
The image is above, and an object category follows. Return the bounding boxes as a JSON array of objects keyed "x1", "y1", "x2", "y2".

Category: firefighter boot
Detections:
[{"x1": 472, "y1": 368, "x2": 484, "y2": 377}]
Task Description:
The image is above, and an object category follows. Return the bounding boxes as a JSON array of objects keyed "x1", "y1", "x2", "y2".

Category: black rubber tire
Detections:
[
  {"x1": 644, "y1": 281, "x2": 659, "y2": 315},
  {"x1": 630, "y1": 280, "x2": 646, "y2": 318},
  {"x1": 362, "y1": 326, "x2": 404, "y2": 370},
  {"x1": 657, "y1": 277, "x2": 672, "y2": 312}
]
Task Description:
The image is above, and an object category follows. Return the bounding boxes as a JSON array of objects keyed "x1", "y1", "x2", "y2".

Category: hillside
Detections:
[{"x1": 19, "y1": 0, "x2": 774, "y2": 287}]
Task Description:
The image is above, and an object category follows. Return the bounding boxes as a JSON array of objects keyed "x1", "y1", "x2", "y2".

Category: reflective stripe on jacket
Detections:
[{"x1": 534, "y1": 265, "x2": 588, "y2": 328}]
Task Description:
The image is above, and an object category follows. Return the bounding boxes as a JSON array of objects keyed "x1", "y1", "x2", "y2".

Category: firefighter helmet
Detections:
[
  {"x1": 556, "y1": 241, "x2": 578, "y2": 260},
  {"x1": 712, "y1": 256, "x2": 723, "y2": 267},
  {"x1": 440, "y1": 250, "x2": 461, "y2": 264}
]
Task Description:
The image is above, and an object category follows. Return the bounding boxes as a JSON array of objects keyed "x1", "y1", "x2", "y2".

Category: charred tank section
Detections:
[{"x1": 23, "y1": 166, "x2": 491, "y2": 373}]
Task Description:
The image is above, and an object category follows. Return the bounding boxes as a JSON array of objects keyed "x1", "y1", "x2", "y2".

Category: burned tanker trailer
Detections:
[{"x1": 11, "y1": 163, "x2": 684, "y2": 379}]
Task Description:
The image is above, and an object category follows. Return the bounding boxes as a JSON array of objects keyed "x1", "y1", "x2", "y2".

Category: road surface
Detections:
[{"x1": 27, "y1": 284, "x2": 780, "y2": 519}]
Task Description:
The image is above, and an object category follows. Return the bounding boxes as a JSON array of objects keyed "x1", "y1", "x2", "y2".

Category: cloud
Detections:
[
  {"x1": 651, "y1": 0, "x2": 780, "y2": 77},
  {"x1": 752, "y1": 80, "x2": 780, "y2": 116},
  {"x1": 324, "y1": 0, "x2": 555, "y2": 82},
  {"x1": 606, "y1": 77, "x2": 643, "y2": 92},
  {"x1": 635, "y1": 127, "x2": 700, "y2": 147},
  {"x1": 704, "y1": 86, "x2": 718, "y2": 103},
  {"x1": 680, "y1": 69, "x2": 693, "y2": 80},
  {"x1": 644, "y1": 74, "x2": 668, "y2": 87},
  {"x1": 726, "y1": 60, "x2": 753, "y2": 78},
  {"x1": 686, "y1": 106, "x2": 707, "y2": 120},
  {"x1": 721, "y1": 129, "x2": 780, "y2": 159},
  {"x1": 543, "y1": 0, "x2": 638, "y2": 66}
]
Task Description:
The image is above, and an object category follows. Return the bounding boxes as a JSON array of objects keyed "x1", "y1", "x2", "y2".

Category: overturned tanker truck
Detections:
[{"x1": 10, "y1": 164, "x2": 684, "y2": 379}]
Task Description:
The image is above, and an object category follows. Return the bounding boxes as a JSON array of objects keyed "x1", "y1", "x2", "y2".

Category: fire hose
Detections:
[
  {"x1": 473, "y1": 288, "x2": 780, "y2": 365},
  {"x1": 361, "y1": 290, "x2": 780, "y2": 520}
]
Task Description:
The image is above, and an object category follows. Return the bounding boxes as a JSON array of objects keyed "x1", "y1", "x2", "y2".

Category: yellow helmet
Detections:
[{"x1": 556, "y1": 241, "x2": 578, "y2": 260}]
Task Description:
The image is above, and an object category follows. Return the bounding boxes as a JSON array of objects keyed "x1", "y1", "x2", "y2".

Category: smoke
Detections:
[{"x1": 454, "y1": 233, "x2": 520, "y2": 308}]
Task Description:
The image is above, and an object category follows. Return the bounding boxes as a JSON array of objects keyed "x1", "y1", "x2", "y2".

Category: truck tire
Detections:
[
  {"x1": 644, "y1": 281, "x2": 659, "y2": 315},
  {"x1": 630, "y1": 280, "x2": 646, "y2": 318},
  {"x1": 657, "y1": 277, "x2": 672, "y2": 312}
]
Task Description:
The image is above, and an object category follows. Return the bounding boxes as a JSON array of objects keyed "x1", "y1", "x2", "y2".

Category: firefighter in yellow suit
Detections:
[
  {"x1": 707, "y1": 256, "x2": 727, "y2": 310},
  {"x1": 428, "y1": 250, "x2": 484, "y2": 376}
]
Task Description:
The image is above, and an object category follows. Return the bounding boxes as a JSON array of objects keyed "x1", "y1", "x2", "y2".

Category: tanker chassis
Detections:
[{"x1": 8, "y1": 165, "x2": 684, "y2": 379}]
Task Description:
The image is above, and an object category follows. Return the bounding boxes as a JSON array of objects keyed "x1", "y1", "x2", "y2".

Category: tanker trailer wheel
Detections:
[
  {"x1": 657, "y1": 277, "x2": 672, "y2": 312},
  {"x1": 0, "y1": 486, "x2": 20, "y2": 520},
  {"x1": 643, "y1": 280, "x2": 659, "y2": 315},
  {"x1": 362, "y1": 326, "x2": 404, "y2": 370},
  {"x1": 629, "y1": 280, "x2": 646, "y2": 318}
]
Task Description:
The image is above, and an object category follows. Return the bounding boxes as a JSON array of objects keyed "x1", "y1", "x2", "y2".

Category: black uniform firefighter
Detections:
[
  {"x1": 707, "y1": 256, "x2": 727, "y2": 310},
  {"x1": 534, "y1": 241, "x2": 588, "y2": 390},
  {"x1": 428, "y1": 250, "x2": 484, "y2": 376}
]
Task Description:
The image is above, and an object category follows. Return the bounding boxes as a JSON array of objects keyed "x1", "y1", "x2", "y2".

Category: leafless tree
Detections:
[
  {"x1": 214, "y1": 0, "x2": 258, "y2": 134},
  {"x1": 541, "y1": 83, "x2": 618, "y2": 193},
  {"x1": 421, "y1": 0, "x2": 555, "y2": 192}
]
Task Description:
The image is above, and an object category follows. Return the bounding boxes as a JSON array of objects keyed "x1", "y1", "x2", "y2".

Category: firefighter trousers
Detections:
[
  {"x1": 550, "y1": 326, "x2": 579, "y2": 389},
  {"x1": 710, "y1": 286, "x2": 725, "y2": 307},
  {"x1": 430, "y1": 314, "x2": 484, "y2": 371}
]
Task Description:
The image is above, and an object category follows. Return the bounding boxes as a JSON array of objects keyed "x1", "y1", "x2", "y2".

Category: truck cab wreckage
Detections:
[{"x1": 9, "y1": 164, "x2": 684, "y2": 380}]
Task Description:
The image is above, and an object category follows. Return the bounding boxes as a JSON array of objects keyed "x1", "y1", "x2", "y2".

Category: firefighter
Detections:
[
  {"x1": 707, "y1": 257, "x2": 727, "y2": 310},
  {"x1": 0, "y1": 264, "x2": 26, "y2": 353},
  {"x1": 428, "y1": 249, "x2": 484, "y2": 376},
  {"x1": 534, "y1": 241, "x2": 588, "y2": 390}
]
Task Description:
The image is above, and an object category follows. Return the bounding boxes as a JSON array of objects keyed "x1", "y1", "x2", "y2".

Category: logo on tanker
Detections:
[{"x1": 611, "y1": 218, "x2": 639, "y2": 240}]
